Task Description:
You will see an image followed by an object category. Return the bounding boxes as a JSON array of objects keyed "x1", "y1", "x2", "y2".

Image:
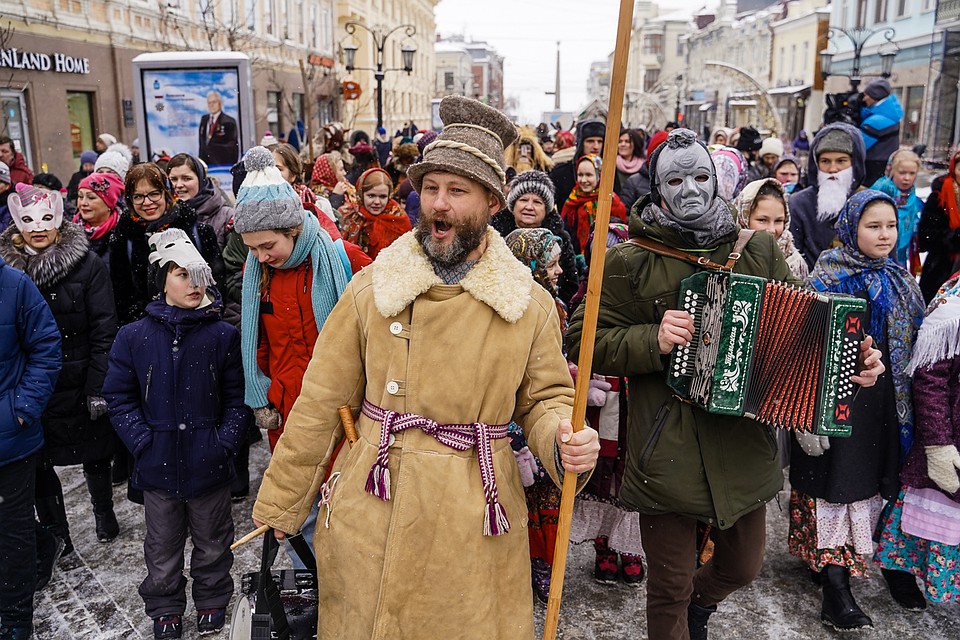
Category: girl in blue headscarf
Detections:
[{"x1": 789, "y1": 190, "x2": 926, "y2": 631}]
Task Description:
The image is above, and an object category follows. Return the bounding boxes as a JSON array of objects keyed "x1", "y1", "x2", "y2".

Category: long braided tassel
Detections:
[
  {"x1": 365, "y1": 411, "x2": 394, "y2": 501},
  {"x1": 477, "y1": 423, "x2": 510, "y2": 537}
]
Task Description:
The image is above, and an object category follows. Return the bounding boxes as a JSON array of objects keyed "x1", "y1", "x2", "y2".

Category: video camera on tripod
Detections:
[{"x1": 823, "y1": 91, "x2": 863, "y2": 126}]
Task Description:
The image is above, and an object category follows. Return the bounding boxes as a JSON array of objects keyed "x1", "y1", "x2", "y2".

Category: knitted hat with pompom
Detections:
[{"x1": 233, "y1": 146, "x2": 304, "y2": 233}]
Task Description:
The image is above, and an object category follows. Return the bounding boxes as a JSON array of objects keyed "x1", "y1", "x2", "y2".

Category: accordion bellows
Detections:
[{"x1": 668, "y1": 272, "x2": 866, "y2": 437}]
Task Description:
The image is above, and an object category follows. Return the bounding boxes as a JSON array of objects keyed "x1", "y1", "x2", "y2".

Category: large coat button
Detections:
[
  {"x1": 389, "y1": 322, "x2": 403, "y2": 335},
  {"x1": 386, "y1": 381, "x2": 400, "y2": 395}
]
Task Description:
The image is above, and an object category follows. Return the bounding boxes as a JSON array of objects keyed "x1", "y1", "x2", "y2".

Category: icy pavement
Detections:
[{"x1": 35, "y1": 441, "x2": 960, "y2": 639}]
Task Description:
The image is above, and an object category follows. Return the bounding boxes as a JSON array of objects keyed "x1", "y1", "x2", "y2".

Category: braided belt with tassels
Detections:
[{"x1": 361, "y1": 399, "x2": 511, "y2": 536}]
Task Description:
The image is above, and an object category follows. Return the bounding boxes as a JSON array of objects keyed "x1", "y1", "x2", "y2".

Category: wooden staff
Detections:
[
  {"x1": 230, "y1": 405, "x2": 359, "y2": 551},
  {"x1": 542, "y1": 1, "x2": 635, "y2": 637}
]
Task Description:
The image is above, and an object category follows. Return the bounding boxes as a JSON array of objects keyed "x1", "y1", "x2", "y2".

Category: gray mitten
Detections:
[
  {"x1": 795, "y1": 431, "x2": 830, "y2": 457},
  {"x1": 253, "y1": 406, "x2": 283, "y2": 430},
  {"x1": 87, "y1": 396, "x2": 108, "y2": 421}
]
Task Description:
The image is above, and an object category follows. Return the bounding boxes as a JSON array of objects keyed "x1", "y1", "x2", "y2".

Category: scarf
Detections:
[
  {"x1": 733, "y1": 178, "x2": 807, "y2": 280},
  {"x1": 73, "y1": 209, "x2": 119, "y2": 241},
  {"x1": 341, "y1": 199, "x2": 410, "y2": 260},
  {"x1": 808, "y1": 190, "x2": 925, "y2": 460},
  {"x1": 710, "y1": 147, "x2": 748, "y2": 201},
  {"x1": 909, "y1": 272, "x2": 960, "y2": 374},
  {"x1": 240, "y1": 211, "x2": 350, "y2": 408},
  {"x1": 293, "y1": 183, "x2": 317, "y2": 205},
  {"x1": 939, "y1": 151, "x2": 960, "y2": 230},
  {"x1": 640, "y1": 198, "x2": 737, "y2": 249},
  {"x1": 616, "y1": 154, "x2": 644, "y2": 175},
  {"x1": 311, "y1": 154, "x2": 338, "y2": 189},
  {"x1": 562, "y1": 187, "x2": 599, "y2": 252}
]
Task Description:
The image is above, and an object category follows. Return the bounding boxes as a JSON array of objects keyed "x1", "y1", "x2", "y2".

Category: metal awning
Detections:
[
  {"x1": 766, "y1": 84, "x2": 812, "y2": 96},
  {"x1": 698, "y1": 102, "x2": 716, "y2": 112},
  {"x1": 728, "y1": 99, "x2": 757, "y2": 107}
]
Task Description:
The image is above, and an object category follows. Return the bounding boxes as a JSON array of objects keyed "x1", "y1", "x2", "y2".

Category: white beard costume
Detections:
[{"x1": 816, "y1": 167, "x2": 854, "y2": 222}]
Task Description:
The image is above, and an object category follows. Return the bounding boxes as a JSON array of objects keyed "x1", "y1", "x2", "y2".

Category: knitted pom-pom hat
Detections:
[
  {"x1": 506, "y1": 170, "x2": 556, "y2": 214},
  {"x1": 233, "y1": 146, "x2": 304, "y2": 233},
  {"x1": 407, "y1": 95, "x2": 518, "y2": 209}
]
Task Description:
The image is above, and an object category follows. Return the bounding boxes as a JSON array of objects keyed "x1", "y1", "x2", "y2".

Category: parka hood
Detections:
[{"x1": 807, "y1": 122, "x2": 866, "y2": 191}]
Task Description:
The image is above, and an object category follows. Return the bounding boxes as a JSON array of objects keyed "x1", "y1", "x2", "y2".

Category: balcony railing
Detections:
[{"x1": 938, "y1": 0, "x2": 960, "y2": 24}]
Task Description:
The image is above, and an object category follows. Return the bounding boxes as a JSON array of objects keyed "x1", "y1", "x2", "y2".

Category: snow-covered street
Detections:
[{"x1": 30, "y1": 439, "x2": 960, "y2": 639}]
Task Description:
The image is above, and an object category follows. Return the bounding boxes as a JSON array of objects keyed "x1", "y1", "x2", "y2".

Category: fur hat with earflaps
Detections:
[{"x1": 407, "y1": 95, "x2": 518, "y2": 209}]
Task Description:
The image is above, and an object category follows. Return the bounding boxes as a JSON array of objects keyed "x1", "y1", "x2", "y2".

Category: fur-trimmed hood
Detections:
[
  {"x1": 0, "y1": 220, "x2": 90, "y2": 290},
  {"x1": 371, "y1": 226, "x2": 533, "y2": 322}
]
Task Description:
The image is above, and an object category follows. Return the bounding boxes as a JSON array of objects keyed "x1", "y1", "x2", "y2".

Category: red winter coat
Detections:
[
  {"x1": 256, "y1": 262, "x2": 320, "y2": 451},
  {"x1": 307, "y1": 202, "x2": 373, "y2": 273},
  {"x1": 7, "y1": 151, "x2": 33, "y2": 187}
]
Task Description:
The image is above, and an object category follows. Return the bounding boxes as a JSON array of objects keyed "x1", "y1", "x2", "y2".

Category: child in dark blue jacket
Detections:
[{"x1": 103, "y1": 228, "x2": 252, "y2": 640}]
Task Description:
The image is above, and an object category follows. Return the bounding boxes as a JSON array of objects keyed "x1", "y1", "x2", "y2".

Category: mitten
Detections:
[
  {"x1": 926, "y1": 444, "x2": 960, "y2": 494},
  {"x1": 513, "y1": 446, "x2": 538, "y2": 487},
  {"x1": 587, "y1": 376, "x2": 612, "y2": 407},
  {"x1": 795, "y1": 431, "x2": 831, "y2": 457},
  {"x1": 86, "y1": 395, "x2": 108, "y2": 421},
  {"x1": 253, "y1": 406, "x2": 283, "y2": 430}
]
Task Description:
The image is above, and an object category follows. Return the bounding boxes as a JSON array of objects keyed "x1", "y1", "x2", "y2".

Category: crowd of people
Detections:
[{"x1": 0, "y1": 78, "x2": 959, "y2": 640}]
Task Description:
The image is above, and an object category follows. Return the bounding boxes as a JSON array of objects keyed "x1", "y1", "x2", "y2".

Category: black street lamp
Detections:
[
  {"x1": 819, "y1": 26, "x2": 898, "y2": 93},
  {"x1": 674, "y1": 73, "x2": 683, "y2": 122},
  {"x1": 342, "y1": 21, "x2": 417, "y2": 131}
]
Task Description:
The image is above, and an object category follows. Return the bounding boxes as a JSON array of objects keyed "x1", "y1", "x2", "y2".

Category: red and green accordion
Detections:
[{"x1": 667, "y1": 272, "x2": 866, "y2": 437}]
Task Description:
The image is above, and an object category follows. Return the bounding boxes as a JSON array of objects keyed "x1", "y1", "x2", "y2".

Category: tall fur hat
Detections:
[{"x1": 407, "y1": 95, "x2": 518, "y2": 209}]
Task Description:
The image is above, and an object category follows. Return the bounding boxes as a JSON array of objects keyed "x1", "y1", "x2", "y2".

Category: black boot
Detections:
[
  {"x1": 687, "y1": 601, "x2": 717, "y2": 640},
  {"x1": 35, "y1": 521, "x2": 64, "y2": 591},
  {"x1": 820, "y1": 564, "x2": 873, "y2": 631},
  {"x1": 85, "y1": 471, "x2": 119, "y2": 542},
  {"x1": 35, "y1": 495, "x2": 74, "y2": 557},
  {"x1": 881, "y1": 568, "x2": 927, "y2": 611}
]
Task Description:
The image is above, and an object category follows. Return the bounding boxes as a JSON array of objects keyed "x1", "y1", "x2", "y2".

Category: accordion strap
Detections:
[{"x1": 628, "y1": 229, "x2": 755, "y2": 272}]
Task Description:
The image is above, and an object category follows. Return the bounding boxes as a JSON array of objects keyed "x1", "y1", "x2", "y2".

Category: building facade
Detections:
[
  {"x1": 433, "y1": 38, "x2": 474, "y2": 98},
  {"x1": 336, "y1": 0, "x2": 438, "y2": 135},
  {"x1": 0, "y1": 0, "x2": 345, "y2": 180},
  {"x1": 923, "y1": 0, "x2": 960, "y2": 164}
]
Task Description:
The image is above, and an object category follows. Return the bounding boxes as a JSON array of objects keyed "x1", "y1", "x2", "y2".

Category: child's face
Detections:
[
  {"x1": 748, "y1": 197, "x2": 786, "y2": 240},
  {"x1": 165, "y1": 266, "x2": 206, "y2": 309},
  {"x1": 545, "y1": 253, "x2": 562, "y2": 289},
  {"x1": 273, "y1": 151, "x2": 295, "y2": 185},
  {"x1": 242, "y1": 230, "x2": 296, "y2": 268},
  {"x1": 774, "y1": 162, "x2": 799, "y2": 185},
  {"x1": 891, "y1": 161, "x2": 918, "y2": 192},
  {"x1": 577, "y1": 160, "x2": 598, "y2": 193},
  {"x1": 362, "y1": 183, "x2": 391, "y2": 215},
  {"x1": 857, "y1": 202, "x2": 898, "y2": 259}
]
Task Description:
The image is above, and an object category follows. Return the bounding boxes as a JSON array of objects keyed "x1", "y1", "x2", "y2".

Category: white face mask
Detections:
[
  {"x1": 656, "y1": 145, "x2": 717, "y2": 222},
  {"x1": 9, "y1": 187, "x2": 63, "y2": 233}
]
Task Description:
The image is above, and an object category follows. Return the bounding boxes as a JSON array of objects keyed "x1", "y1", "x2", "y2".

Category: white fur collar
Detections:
[{"x1": 371, "y1": 227, "x2": 533, "y2": 322}]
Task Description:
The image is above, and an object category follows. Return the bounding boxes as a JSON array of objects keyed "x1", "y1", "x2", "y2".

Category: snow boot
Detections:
[
  {"x1": 530, "y1": 558, "x2": 551, "y2": 604},
  {"x1": 881, "y1": 568, "x2": 926, "y2": 611},
  {"x1": 820, "y1": 564, "x2": 873, "y2": 631},
  {"x1": 35, "y1": 494, "x2": 74, "y2": 557},
  {"x1": 593, "y1": 537, "x2": 618, "y2": 584},
  {"x1": 619, "y1": 553, "x2": 645, "y2": 586},
  {"x1": 687, "y1": 601, "x2": 717, "y2": 640},
  {"x1": 35, "y1": 522, "x2": 64, "y2": 591},
  {"x1": 85, "y1": 470, "x2": 119, "y2": 542}
]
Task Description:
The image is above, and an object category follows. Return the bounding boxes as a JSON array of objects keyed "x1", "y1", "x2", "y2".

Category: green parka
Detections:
[{"x1": 566, "y1": 204, "x2": 799, "y2": 529}]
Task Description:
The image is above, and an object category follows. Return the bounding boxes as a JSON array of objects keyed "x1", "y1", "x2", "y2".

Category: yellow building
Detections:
[{"x1": 336, "y1": 0, "x2": 438, "y2": 135}]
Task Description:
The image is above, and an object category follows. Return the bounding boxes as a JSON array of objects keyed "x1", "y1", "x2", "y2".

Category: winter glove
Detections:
[
  {"x1": 587, "y1": 376, "x2": 612, "y2": 407},
  {"x1": 253, "y1": 406, "x2": 283, "y2": 431},
  {"x1": 513, "y1": 446, "x2": 538, "y2": 487},
  {"x1": 795, "y1": 431, "x2": 831, "y2": 457},
  {"x1": 926, "y1": 444, "x2": 960, "y2": 494},
  {"x1": 87, "y1": 396, "x2": 108, "y2": 421}
]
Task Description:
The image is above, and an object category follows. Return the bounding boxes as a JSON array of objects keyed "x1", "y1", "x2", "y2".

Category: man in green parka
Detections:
[{"x1": 566, "y1": 128, "x2": 885, "y2": 640}]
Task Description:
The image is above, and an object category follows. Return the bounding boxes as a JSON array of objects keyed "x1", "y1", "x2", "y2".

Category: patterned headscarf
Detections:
[
  {"x1": 909, "y1": 271, "x2": 960, "y2": 375},
  {"x1": 505, "y1": 227, "x2": 561, "y2": 295},
  {"x1": 808, "y1": 189, "x2": 925, "y2": 459},
  {"x1": 734, "y1": 178, "x2": 808, "y2": 280},
  {"x1": 311, "y1": 154, "x2": 338, "y2": 189},
  {"x1": 710, "y1": 146, "x2": 749, "y2": 201}
]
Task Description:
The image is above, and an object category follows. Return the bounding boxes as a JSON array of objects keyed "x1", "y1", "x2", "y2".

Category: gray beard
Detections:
[
  {"x1": 816, "y1": 169, "x2": 854, "y2": 222},
  {"x1": 414, "y1": 215, "x2": 487, "y2": 268}
]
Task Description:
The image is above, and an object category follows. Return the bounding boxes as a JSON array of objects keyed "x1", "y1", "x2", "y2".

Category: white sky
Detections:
[{"x1": 435, "y1": 0, "x2": 706, "y2": 123}]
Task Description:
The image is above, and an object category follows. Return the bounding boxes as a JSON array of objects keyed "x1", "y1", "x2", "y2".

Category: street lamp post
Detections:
[
  {"x1": 675, "y1": 73, "x2": 683, "y2": 122},
  {"x1": 342, "y1": 21, "x2": 417, "y2": 131},
  {"x1": 819, "y1": 26, "x2": 898, "y2": 93}
]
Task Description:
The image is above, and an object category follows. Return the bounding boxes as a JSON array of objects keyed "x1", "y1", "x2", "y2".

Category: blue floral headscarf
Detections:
[{"x1": 808, "y1": 189, "x2": 925, "y2": 459}]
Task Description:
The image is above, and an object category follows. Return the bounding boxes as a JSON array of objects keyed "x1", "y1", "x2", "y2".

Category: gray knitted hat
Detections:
[
  {"x1": 864, "y1": 78, "x2": 892, "y2": 101},
  {"x1": 233, "y1": 146, "x2": 305, "y2": 233},
  {"x1": 407, "y1": 95, "x2": 518, "y2": 209},
  {"x1": 506, "y1": 170, "x2": 556, "y2": 214},
  {"x1": 816, "y1": 128, "x2": 854, "y2": 157}
]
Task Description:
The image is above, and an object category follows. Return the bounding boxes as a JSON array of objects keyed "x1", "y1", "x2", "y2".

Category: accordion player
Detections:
[{"x1": 667, "y1": 271, "x2": 866, "y2": 437}]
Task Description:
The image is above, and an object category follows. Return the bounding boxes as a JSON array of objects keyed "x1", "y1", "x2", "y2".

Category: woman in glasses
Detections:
[{"x1": 111, "y1": 163, "x2": 224, "y2": 326}]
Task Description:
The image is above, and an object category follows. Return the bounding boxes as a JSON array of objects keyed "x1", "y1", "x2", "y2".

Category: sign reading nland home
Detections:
[{"x1": 0, "y1": 48, "x2": 90, "y2": 74}]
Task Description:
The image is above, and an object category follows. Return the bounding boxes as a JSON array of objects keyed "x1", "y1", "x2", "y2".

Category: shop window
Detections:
[
  {"x1": 0, "y1": 91, "x2": 32, "y2": 169},
  {"x1": 66, "y1": 92, "x2": 95, "y2": 161},
  {"x1": 267, "y1": 90, "x2": 281, "y2": 137},
  {"x1": 903, "y1": 85, "x2": 924, "y2": 143}
]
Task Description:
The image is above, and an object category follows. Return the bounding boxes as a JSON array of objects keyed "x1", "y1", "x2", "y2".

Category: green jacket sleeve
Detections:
[
  {"x1": 221, "y1": 230, "x2": 247, "y2": 305},
  {"x1": 566, "y1": 246, "x2": 664, "y2": 378}
]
